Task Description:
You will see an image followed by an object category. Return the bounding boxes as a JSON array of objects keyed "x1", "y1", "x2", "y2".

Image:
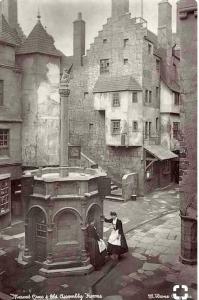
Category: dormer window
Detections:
[{"x1": 112, "y1": 92, "x2": 120, "y2": 107}]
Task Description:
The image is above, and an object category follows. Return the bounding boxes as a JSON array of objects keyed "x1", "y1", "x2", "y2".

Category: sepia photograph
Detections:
[{"x1": 0, "y1": 0, "x2": 197, "y2": 299}]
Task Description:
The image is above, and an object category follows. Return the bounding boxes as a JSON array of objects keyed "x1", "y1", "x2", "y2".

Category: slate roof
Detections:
[
  {"x1": 0, "y1": 14, "x2": 17, "y2": 46},
  {"x1": 93, "y1": 75, "x2": 142, "y2": 93},
  {"x1": 16, "y1": 20, "x2": 61, "y2": 57},
  {"x1": 145, "y1": 145, "x2": 178, "y2": 161}
]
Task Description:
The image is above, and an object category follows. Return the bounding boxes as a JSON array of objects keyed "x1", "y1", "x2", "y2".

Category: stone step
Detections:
[
  {"x1": 111, "y1": 185, "x2": 118, "y2": 191},
  {"x1": 105, "y1": 195, "x2": 124, "y2": 202},
  {"x1": 111, "y1": 188, "x2": 122, "y2": 197}
]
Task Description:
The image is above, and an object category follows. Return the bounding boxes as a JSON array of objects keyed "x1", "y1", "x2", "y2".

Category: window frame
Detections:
[
  {"x1": 124, "y1": 58, "x2": 128, "y2": 65},
  {"x1": 173, "y1": 122, "x2": 180, "y2": 140},
  {"x1": 145, "y1": 90, "x2": 148, "y2": 103},
  {"x1": 124, "y1": 38, "x2": 129, "y2": 47},
  {"x1": 174, "y1": 92, "x2": 180, "y2": 106},
  {"x1": 36, "y1": 223, "x2": 47, "y2": 238},
  {"x1": 145, "y1": 121, "x2": 148, "y2": 138},
  {"x1": 112, "y1": 92, "x2": 120, "y2": 107},
  {"x1": 132, "y1": 121, "x2": 138, "y2": 132},
  {"x1": 132, "y1": 91, "x2": 138, "y2": 103},
  {"x1": 100, "y1": 59, "x2": 110, "y2": 74},
  {"x1": 111, "y1": 120, "x2": 121, "y2": 135},
  {"x1": 149, "y1": 91, "x2": 152, "y2": 103},
  {"x1": 0, "y1": 129, "x2": 9, "y2": 156},
  {"x1": 156, "y1": 59, "x2": 160, "y2": 71}
]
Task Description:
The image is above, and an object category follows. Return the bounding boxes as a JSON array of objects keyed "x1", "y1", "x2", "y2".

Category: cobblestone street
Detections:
[{"x1": 0, "y1": 185, "x2": 197, "y2": 300}]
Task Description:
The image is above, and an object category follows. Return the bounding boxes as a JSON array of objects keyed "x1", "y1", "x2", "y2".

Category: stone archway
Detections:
[
  {"x1": 53, "y1": 208, "x2": 82, "y2": 261},
  {"x1": 27, "y1": 206, "x2": 47, "y2": 261}
]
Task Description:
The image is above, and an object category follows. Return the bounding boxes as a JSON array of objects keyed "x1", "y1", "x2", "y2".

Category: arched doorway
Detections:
[{"x1": 27, "y1": 207, "x2": 47, "y2": 261}]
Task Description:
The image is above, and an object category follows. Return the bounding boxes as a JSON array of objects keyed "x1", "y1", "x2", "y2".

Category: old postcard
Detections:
[{"x1": 0, "y1": 0, "x2": 197, "y2": 299}]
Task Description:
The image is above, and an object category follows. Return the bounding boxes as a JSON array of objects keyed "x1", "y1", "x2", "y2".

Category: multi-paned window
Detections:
[
  {"x1": 112, "y1": 92, "x2": 120, "y2": 107},
  {"x1": 111, "y1": 120, "x2": 120, "y2": 135},
  {"x1": 36, "y1": 223, "x2": 47, "y2": 238},
  {"x1": 0, "y1": 80, "x2": 3, "y2": 106},
  {"x1": 0, "y1": 180, "x2": 9, "y2": 214},
  {"x1": 132, "y1": 92, "x2": 138, "y2": 103},
  {"x1": 0, "y1": 129, "x2": 9, "y2": 156},
  {"x1": 156, "y1": 59, "x2": 160, "y2": 71},
  {"x1": 173, "y1": 122, "x2": 180, "y2": 140},
  {"x1": 174, "y1": 92, "x2": 180, "y2": 105},
  {"x1": 132, "y1": 121, "x2": 138, "y2": 131},
  {"x1": 100, "y1": 59, "x2": 110, "y2": 73}
]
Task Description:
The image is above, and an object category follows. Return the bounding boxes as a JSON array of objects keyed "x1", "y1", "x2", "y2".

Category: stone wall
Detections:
[
  {"x1": 0, "y1": 43, "x2": 22, "y2": 178},
  {"x1": 177, "y1": 0, "x2": 197, "y2": 264},
  {"x1": 17, "y1": 54, "x2": 61, "y2": 167}
]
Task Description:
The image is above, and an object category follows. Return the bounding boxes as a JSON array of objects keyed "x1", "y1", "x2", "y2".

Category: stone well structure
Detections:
[{"x1": 21, "y1": 166, "x2": 110, "y2": 276}]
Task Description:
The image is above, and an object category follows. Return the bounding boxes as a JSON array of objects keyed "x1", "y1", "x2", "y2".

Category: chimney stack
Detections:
[
  {"x1": 73, "y1": 12, "x2": 85, "y2": 68},
  {"x1": 112, "y1": 0, "x2": 129, "y2": 19},
  {"x1": 158, "y1": 0, "x2": 172, "y2": 48},
  {"x1": 1, "y1": 0, "x2": 18, "y2": 29}
]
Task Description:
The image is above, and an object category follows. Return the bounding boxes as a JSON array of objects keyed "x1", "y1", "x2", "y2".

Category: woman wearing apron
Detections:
[{"x1": 103, "y1": 212, "x2": 128, "y2": 260}]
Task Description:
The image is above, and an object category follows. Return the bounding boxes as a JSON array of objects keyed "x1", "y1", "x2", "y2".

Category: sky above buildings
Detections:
[{"x1": 18, "y1": 0, "x2": 177, "y2": 56}]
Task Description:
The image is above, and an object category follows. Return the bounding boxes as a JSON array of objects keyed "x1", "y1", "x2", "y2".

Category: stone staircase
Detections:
[{"x1": 105, "y1": 182, "x2": 124, "y2": 202}]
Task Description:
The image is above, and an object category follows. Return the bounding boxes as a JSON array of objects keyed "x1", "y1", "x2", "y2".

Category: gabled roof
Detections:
[
  {"x1": 0, "y1": 14, "x2": 17, "y2": 46},
  {"x1": 16, "y1": 19, "x2": 61, "y2": 57},
  {"x1": 93, "y1": 75, "x2": 142, "y2": 93}
]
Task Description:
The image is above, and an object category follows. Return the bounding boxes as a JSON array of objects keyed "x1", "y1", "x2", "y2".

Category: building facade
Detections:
[
  {"x1": 177, "y1": 0, "x2": 197, "y2": 264},
  {"x1": 68, "y1": 0, "x2": 180, "y2": 195}
]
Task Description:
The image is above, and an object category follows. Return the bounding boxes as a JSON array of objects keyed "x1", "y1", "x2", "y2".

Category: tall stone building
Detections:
[
  {"x1": 177, "y1": 0, "x2": 197, "y2": 264},
  {"x1": 68, "y1": 0, "x2": 180, "y2": 195}
]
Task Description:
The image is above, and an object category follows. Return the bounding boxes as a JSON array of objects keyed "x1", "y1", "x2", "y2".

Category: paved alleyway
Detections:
[{"x1": 0, "y1": 185, "x2": 196, "y2": 300}]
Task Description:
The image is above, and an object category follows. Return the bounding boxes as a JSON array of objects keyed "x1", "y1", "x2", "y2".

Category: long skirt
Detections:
[
  {"x1": 107, "y1": 229, "x2": 128, "y2": 255},
  {"x1": 87, "y1": 238, "x2": 106, "y2": 269}
]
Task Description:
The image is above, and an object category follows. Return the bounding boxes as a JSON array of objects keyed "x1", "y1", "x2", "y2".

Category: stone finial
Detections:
[{"x1": 37, "y1": 9, "x2": 41, "y2": 22}]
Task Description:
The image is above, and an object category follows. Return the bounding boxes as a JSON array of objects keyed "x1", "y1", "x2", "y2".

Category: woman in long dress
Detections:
[
  {"x1": 104, "y1": 212, "x2": 128, "y2": 259},
  {"x1": 86, "y1": 220, "x2": 106, "y2": 270}
]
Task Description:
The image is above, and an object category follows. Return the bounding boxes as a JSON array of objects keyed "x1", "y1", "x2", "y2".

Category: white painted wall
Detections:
[{"x1": 94, "y1": 90, "x2": 143, "y2": 146}]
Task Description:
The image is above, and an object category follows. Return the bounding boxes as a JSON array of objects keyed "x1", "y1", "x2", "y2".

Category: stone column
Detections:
[
  {"x1": 59, "y1": 69, "x2": 70, "y2": 177},
  {"x1": 46, "y1": 197, "x2": 54, "y2": 264},
  {"x1": 21, "y1": 174, "x2": 34, "y2": 261}
]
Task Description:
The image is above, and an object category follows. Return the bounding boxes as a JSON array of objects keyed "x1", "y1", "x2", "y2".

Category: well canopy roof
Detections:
[
  {"x1": 145, "y1": 145, "x2": 178, "y2": 161},
  {"x1": 93, "y1": 75, "x2": 142, "y2": 93}
]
